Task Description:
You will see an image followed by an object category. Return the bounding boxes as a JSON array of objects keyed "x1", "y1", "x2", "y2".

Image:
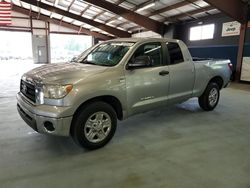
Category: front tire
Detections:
[
  {"x1": 71, "y1": 101, "x2": 117, "y2": 150},
  {"x1": 198, "y1": 82, "x2": 220, "y2": 111}
]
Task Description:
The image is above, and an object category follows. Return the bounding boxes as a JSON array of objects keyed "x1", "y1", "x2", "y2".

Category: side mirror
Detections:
[
  {"x1": 70, "y1": 56, "x2": 77, "y2": 63},
  {"x1": 128, "y1": 55, "x2": 152, "y2": 69}
]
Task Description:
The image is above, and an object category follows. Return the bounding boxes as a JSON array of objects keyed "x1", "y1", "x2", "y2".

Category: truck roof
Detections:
[{"x1": 109, "y1": 37, "x2": 180, "y2": 43}]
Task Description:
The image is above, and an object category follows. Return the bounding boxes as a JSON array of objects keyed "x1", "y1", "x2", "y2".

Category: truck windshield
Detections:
[{"x1": 77, "y1": 42, "x2": 134, "y2": 66}]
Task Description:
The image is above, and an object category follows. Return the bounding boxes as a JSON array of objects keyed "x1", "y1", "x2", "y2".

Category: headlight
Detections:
[{"x1": 42, "y1": 84, "x2": 73, "y2": 99}]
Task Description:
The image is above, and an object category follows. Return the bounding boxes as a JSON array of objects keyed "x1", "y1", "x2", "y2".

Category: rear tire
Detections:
[
  {"x1": 71, "y1": 101, "x2": 117, "y2": 150},
  {"x1": 198, "y1": 82, "x2": 220, "y2": 111}
]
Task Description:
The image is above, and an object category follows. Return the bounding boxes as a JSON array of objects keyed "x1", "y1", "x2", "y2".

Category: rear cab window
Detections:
[{"x1": 166, "y1": 42, "x2": 184, "y2": 65}]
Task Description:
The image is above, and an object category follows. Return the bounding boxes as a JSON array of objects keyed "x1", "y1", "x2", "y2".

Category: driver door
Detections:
[{"x1": 125, "y1": 42, "x2": 170, "y2": 116}]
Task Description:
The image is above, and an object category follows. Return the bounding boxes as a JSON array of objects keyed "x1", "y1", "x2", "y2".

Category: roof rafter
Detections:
[
  {"x1": 82, "y1": 0, "x2": 166, "y2": 35},
  {"x1": 93, "y1": 0, "x2": 126, "y2": 20},
  {"x1": 117, "y1": 0, "x2": 198, "y2": 28},
  {"x1": 12, "y1": 5, "x2": 112, "y2": 40},
  {"x1": 128, "y1": 5, "x2": 215, "y2": 32},
  {"x1": 163, "y1": 5, "x2": 215, "y2": 22},
  {"x1": 80, "y1": 4, "x2": 90, "y2": 16},
  {"x1": 19, "y1": 0, "x2": 131, "y2": 37},
  {"x1": 150, "y1": 0, "x2": 197, "y2": 16},
  {"x1": 67, "y1": 0, "x2": 76, "y2": 11},
  {"x1": 106, "y1": 0, "x2": 152, "y2": 25},
  {"x1": 203, "y1": 0, "x2": 248, "y2": 23}
]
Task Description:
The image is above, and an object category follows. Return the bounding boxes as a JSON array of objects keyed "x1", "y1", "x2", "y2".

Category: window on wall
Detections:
[{"x1": 189, "y1": 24, "x2": 215, "y2": 41}]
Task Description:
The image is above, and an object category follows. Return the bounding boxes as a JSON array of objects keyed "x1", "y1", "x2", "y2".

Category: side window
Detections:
[
  {"x1": 166, "y1": 42, "x2": 184, "y2": 65},
  {"x1": 131, "y1": 42, "x2": 162, "y2": 67}
]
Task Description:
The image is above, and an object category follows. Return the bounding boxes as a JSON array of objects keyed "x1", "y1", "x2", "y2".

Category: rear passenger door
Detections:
[{"x1": 165, "y1": 42, "x2": 195, "y2": 104}]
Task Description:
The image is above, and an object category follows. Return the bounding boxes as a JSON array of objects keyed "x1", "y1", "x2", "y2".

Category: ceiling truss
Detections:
[{"x1": 2, "y1": 0, "x2": 248, "y2": 39}]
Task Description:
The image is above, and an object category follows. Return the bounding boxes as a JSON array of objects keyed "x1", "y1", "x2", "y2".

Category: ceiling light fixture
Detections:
[{"x1": 137, "y1": 2, "x2": 155, "y2": 12}]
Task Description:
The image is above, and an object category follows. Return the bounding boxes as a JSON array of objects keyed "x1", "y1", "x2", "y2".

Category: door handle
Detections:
[{"x1": 159, "y1": 70, "x2": 169, "y2": 76}]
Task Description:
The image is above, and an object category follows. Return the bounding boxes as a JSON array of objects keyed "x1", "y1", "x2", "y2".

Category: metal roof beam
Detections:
[
  {"x1": 203, "y1": 0, "x2": 248, "y2": 23},
  {"x1": 128, "y1": 6, "x2": 215, "y2": 32},
  {"x1": 150, "y1": 0, "x2": 197, "y2": 16},
  {"x1": 117, "y1": 0, "x2": 197, "y2": 28},
  {"x1": 80, "y1": 4, "x2": 90, "y2": 16},
  {"x1": 82, "y1": 0, "x2": 167, "y2": 35},
  {"x1": 67, "y1": 0, "x2": 76, "y2": 11},
  {"x1": 93, "y1": 0, "x2": 126, "y2": 20},
  {"x1": 12, "y1": 5, "x2": 112, "y2": 40},
  {"x1": 164, "y1": 6, "x2": 215, "y2": 22},
  {"x1": 19, "y1": 0, "x2": 131, "y2": 37}
]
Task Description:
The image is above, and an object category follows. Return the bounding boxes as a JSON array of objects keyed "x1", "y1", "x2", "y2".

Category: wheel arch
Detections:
[
  {"x1": 208, "y1": 76, "x2": 224, "y2": 90},
  {"x1": 72, "y1": 95, "x2": 123, "y2": 121}
]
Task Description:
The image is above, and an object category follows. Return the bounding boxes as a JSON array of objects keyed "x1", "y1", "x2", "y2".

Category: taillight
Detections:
[{"x1": 228, "y1": 63, "x2": 233, "y2": 71}]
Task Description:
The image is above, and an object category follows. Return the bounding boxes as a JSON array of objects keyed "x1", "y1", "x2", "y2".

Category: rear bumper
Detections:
[{"x1": 17, "y1": 92, "x2": 72, "y2": 136}]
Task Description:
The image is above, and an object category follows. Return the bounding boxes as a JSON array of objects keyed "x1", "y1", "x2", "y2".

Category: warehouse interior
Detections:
[{"x1": 0, "y1": 0, "x2": 250, "y2": 187}]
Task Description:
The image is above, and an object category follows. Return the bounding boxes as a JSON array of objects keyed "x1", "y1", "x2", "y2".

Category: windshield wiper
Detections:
[
  {"x1": 70, "y1": 59, "x2": 77, "y2": 63},
  {"x1": 99, "y1": 63, "x2": 113, "y2": 67},
  {"x1": 69, "y1": 57, "x2": 78, "y2": 63},
  {"x1": 81, "y1": 60, "x2": 98, "y2": 65},
  {"x1": 81, "y1": 60, "x2": 112, "y2": 67}
]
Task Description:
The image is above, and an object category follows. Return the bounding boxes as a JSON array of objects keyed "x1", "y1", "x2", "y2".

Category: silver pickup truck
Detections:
[{"x1": 17, "y1": 38, "x2": 232, "y2": 149}]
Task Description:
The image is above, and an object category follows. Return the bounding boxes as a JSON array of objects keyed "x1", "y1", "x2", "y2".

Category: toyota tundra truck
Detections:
[{"x1": 17, "y1": 38, "x2": 232, "y2": 150}]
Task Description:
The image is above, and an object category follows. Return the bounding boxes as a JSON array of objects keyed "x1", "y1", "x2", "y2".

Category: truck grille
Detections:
[{"x1": 20, "y1": 80, "x2": 36, "y2": 103}]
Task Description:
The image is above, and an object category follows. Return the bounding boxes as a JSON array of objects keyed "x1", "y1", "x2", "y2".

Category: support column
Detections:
[
  {"x1": 45, "y1": 22, "x2": 51, "y2": 64},
  {"x1": 30, "y1": 16, "x2": 33, "y2": 34},
  {"x1": 235, "y1": 23, "x2": 247, "y2": 81}
]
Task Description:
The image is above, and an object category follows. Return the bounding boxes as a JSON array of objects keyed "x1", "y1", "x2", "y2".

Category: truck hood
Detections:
[{"x1": 24, "y1": 63, "x2": 107, "y2": 84}]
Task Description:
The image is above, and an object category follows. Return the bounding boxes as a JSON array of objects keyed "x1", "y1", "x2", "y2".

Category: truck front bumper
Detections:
[{"x1": 17, "y1": 92, "x2": 73, "y2": 136}]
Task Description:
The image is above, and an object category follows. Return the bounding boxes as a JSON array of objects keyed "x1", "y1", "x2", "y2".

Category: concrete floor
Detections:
[{"x1": 1, "y1": 62, "x2": 250, "y2": 188}]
